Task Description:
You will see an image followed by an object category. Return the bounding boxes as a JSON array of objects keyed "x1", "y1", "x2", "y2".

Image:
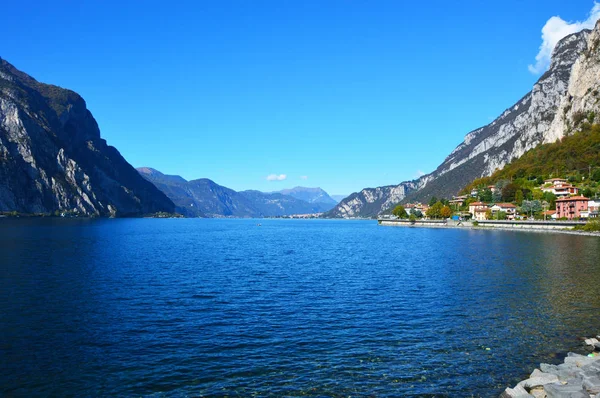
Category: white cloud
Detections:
[
  {"x1": 266, "y1": 174, "x2": 287, "y2": 181},
  {"x1": 300, "y1": 175, "x2": 308, "y2": 180},
  {"x1": 529, "y1": 2, "x2": 600, "y2": 74}
]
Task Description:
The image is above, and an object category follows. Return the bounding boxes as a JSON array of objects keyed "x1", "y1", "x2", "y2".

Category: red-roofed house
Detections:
[
  {"x1": 468, "y1": 202, "x2": 488, "y2": 221},
  {"x1": 555, "y1": 196, "x2": 589, "y2": 219}
]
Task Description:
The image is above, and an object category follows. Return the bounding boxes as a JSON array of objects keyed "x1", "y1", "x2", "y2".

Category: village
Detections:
[{"x1": 393, "y1": 178, "x2": 600, "y2": 222}]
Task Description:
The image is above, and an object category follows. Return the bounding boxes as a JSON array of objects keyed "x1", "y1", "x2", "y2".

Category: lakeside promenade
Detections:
[{"x1": 377, "y1": 218, "x2": 600, "y2": 236}]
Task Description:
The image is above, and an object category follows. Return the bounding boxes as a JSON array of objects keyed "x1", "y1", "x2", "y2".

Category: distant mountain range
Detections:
[
  {"x1": 137, "y1": 168, "x2": 337, "y2": 217},
  {"x1": 275, "y1": 186, "x2": 337, "y2": 206}
]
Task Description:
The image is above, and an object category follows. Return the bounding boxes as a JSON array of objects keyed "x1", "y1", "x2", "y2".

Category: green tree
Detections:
[
  {"x1": 501, "y1": 183, "x2": 518, "y2": 202},
  {"x1": 521, "y1": 200, "x2": 543, "y2": 217},
  {"x1": 428, "y1": 196, "x2": 438, "y2": 206},
  {"x1": 479, "y1": 188, "x2": 493, "y2": 203},
  {"x1": 392, "y1": 205, "x2": 408, "y2": 219},
  {"x1": 410, "y1": 208, "x2": 423, "y2": 219},
  {"x1": 514, "y1": 189, "x2": 524, "y2": 205},
  {"x1": 542, "y1": 192, "x2": 557, "y2": 210}
]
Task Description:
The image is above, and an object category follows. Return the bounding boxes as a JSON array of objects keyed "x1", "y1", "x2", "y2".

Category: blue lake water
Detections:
[{"x1": 1, "y1": 218, "x2": 600, "y2": 397}]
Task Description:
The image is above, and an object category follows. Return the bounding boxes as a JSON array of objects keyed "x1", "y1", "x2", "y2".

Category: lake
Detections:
[{"x1": 1, "y1": 218, "x2": 600, "y2": 396}]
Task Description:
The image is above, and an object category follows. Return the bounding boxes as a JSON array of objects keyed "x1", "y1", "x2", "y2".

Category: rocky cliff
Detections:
[
  {"x1": 326, "y1": 26, "x2": 594, "y2": 218},
  {"x1": 548, "y1": 20, "x2": 600, "y2": 141},
  {"x1": 0, "y1": 58, "x2": 175, "y2": 216}
]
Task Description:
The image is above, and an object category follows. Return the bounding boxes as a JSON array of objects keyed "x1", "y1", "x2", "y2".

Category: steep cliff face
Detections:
[
  {"x1": 0, "y1": 58, "x2": 175, "y2": 216},
  {"x1": 326, "y1": 27, "x2": 592, "y2": 218},
  {"x1": 548, "y1": 20, "x2": 600, "y2": 140},
  {"x1": 324, "y1": 183, "x2": 416, "y2": 218}
]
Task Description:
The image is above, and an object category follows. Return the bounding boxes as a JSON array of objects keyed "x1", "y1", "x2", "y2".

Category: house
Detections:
[
  {"x1": 473, "y1": 208, "x2": 488, "y2": 221},
  {"x1": 490, "y1": 203, "x2": 517, "y2": 220},
  {"x1": 555, "y1": 196, "x2": 589, "y2": 219},
  {"x1": 470, "y1": 189, "x2": 479, "y2": 197},
  {"x1": 468, "y1": 202, "x2": 488, "y2": 221},
  {"x1": 488, "y1": 185, "x2": 497, "y2": 193},
  {"x1": 449, "y1": 195, "x2": 467, "y2": 207},
  {"x1": 542, "y1": 210, "x2": 557, "y2": 220},
  {"x1": 541, "y1": 179, "x2": 579, "y2": 197},
  {"x1": 544, "y1": 178, "x2": 567, "y2": 185},
  {"x1": 588, "y1": 200, "x2": 600, "y2": 218},
  {"x1": 541, "y1": 183, "x2": 579, "y2": 197}
]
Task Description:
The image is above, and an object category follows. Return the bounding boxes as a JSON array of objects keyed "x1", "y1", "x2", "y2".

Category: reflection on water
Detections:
[{"x1": 1, "y1": 219, "x2": 599, "y2": 396}]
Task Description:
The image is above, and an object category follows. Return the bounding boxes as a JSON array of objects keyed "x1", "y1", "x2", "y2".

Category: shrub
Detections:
[{"x1": 582, "y1": 220, "x2": 600, "y2": 232}]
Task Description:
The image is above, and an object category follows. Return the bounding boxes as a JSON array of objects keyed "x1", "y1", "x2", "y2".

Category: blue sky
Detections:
[{"x1": 1, "y1": 1, "x2": 598, "y2": 196}]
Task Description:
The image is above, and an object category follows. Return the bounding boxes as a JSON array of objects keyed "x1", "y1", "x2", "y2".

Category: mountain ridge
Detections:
[
  {"x1": 325, "y1": 26, "x2": 595, "y2": 218},
  {"x1": 0, "y1": 58, "x2": 175, "y2": 216},
  {"x1": 137, "y1": 168, "x2": 336, "y2": 217}
]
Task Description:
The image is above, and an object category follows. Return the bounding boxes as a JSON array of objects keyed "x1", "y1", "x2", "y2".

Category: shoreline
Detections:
[
  {"x1": 378, "y1": 219, "x2": 600, "y2": 237},
  {"x1": 500, "y1": 336, "x2": 600, "y2": 397}
]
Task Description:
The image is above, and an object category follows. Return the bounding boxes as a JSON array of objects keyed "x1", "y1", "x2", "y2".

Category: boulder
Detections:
[
  {"x1": 564, "y1": 353, "x2": 599, "y2": 368},
  {"x1": 518, "y1": 369, "x2": 559, "y2": 389},
  {"x1": 500, "y1": 384, "x2": 535, "y2": 398},
  {"x1": 544, "y1": 380, "x2": 589, "y2": 398},
  {"x1": 582, "y1": 375, "x2": 600, "y2": 394}
]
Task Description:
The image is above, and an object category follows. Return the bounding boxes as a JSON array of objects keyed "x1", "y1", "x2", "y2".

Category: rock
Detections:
[
  {"x1": 0, "y1": 58, "x2": 176, "y2": 217},
  {"x1": 565, "y1": 353, "x2": 599, "y2": 368},
  {"x1": 519, "y1": 369, "x2": 560, "y2": 389},
  {"x1": 544, "y1": 381, "x2": 589, "y2": 398},
  {"x1": 542, "y1": 364, "x2": 561, "y2": 375},
  {"x1": 585, "y1": 339, "x2": 599, "y2": 346},
  {"x1": 582, "y1": 375, "x2": 600, "y2": 394},
  {"x1": 529, "y1": 386, "x2": 546, "y2": 398},
  {"x1": 581, "y1": 359, "x2": 600, "y2": 376},
  {"x1": 500, "y1": 384, "x2": 535, "y2": 398}
]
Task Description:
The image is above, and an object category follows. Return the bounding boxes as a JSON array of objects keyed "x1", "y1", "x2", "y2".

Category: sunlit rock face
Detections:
[
  {"x1": 0, "y1": 57, "x2": 175, "y2": 216},
  {"x1": 327, "y1": 26, "x2": 595, "y2": 218}
]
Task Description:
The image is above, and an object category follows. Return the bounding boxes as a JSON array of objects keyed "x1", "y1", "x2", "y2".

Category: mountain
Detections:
[
  {"x1": 0, "y1": 58, "x2": 175, "y2": 216},
  {"x1": 461, "y1": 21, "x2": 600, "y2": 192},
  {"x1": 276, "y1": 186, "x2": 337, "y2": 209},
  {"x1": 325, "y1": 26, "x2": 593, "y2": 218},
  {"x1": 239, "y1": 190, "x2": 331, "y2": 215},
  {"x1": 331, "y1": 195, "x2": 348, "y2": 203},
  {"x1": 138, "y1": 168, "x2": 329, "y2": 217}
]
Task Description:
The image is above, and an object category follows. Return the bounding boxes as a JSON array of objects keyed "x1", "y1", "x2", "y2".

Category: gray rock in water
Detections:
[
  {"x1": 518, "y1": 369, "x2": 559, "y2": 389},
  {"x1": 581, "y1": 359, "x2": 600, "y2": 376},
  {"x1": 500, "y1": 384, "x2": 535, "y2": 398},
  {"x1": 582, "y1": 375, "x2": 600, "y2": 394},
  {"x1": 555, "y1": 362, "x2": 585, "y2": 382},
  {"x1": 541, "y1": 363, "x2": 560, "y2": 375},
  {"x1": 564, "y1": 353, "x2": 599, "y2": 368},
  {"x1": 544, "y1": 380, "x2": 588, "y2": 398}
]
